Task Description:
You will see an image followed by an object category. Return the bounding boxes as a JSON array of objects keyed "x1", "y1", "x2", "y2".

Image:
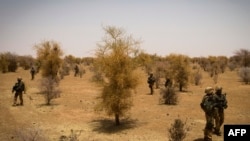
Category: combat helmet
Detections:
[
  {"x1": 215, "y1": 86, "x2": 222, "y2": 91},
  {"x1": 205, "y1": 87, "x2": 214, "y2": 94},
  {"x1": 17, "y1": 76, "x2": 22, "y2": 81}
]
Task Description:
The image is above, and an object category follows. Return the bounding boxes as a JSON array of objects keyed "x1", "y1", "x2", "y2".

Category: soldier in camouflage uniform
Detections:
[
  {"x1": 147, "y1": 73, "x2": 156, "y2": 94},
  {"x1": 12, "y1": 77, "x2": 25, "y2": 106},
  {"x1": 213, "y1": 86, "x2": 228, "y2": 136},
  {"x1": 200, "y1": 87, "x2": 216, "y2": 141},
  {"x1": 30, "y1": 66, "x2": 36, "y2": 80}
]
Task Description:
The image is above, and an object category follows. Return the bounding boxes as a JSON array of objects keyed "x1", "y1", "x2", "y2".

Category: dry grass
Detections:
[{"x1": 0, "y1": 67, "x2": 249, "y2": 141}]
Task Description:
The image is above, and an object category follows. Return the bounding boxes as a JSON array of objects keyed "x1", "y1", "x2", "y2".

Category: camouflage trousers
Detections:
[
  {"x1": 204, "y1": 113, "x2": 214, "y2": 141},
  {"x1": 14, "y1": 92, "x2": 23, "y2": 105},
  {"x1": 149, "y1": 85, "x2": 154, "y2": 94},
  {"x1": 214, "y1": 108, "x2": 224, "y2": 133}
]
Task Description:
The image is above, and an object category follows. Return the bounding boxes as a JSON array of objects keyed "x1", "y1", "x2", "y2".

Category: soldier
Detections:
[
  {"x1": 74, "y1": 65, "x2": 79, "y2": 77},
  {"x1": 30, "y1": 66, "x2": 36, "y2": 80},
  {"x1": 200, "y1": 87, "x2": 216, "y2": 141},
  {"x1": 213, "y1": 86, "x2": 228, "y2": 136},
  {"x1": 12, "y1": 77, "x2": 25, "y2": 106},
  {"x1": 147, "y1": 73, "x2": 156, "y2": 94},
  {"x1": 164, "y1": 77, "x2": 172, "y2": 88}
]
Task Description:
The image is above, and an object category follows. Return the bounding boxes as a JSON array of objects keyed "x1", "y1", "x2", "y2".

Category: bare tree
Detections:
[
  {"x1": 235, "y1": 49, "x2": 250, "y2": 67},
  {"x1": 40, "y1": 76, "x2": 61, "y2": 105},
  {"x1": 238, "y1": 67, "x2": 250, "y2": 84}
]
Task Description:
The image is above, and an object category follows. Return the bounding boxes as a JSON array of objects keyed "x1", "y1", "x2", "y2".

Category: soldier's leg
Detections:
[
  {"x1": 19, "y1": 93, "x2": 23, "y2": 105},
  {"x1": 213, "y1": 108, "x2": 221, "y2": 135},
  {"x1": 13, "y1": 93, "x2": 18, "y2": 106},
  {"x1": 219, "y1": 111, "x2": 224, "y2": 129},
  {"x1": 32, "y1": 73, "x2": 34, "y2": 80},
  {"x1": 150, "y1": 85, "x2": 154, "y2": 94},
  {"x1": 204, "y1": 114, "x2": 213, "y2": 141}
]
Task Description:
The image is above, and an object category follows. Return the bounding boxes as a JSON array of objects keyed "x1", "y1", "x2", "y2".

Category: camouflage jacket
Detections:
[
  {"x1": 147, "y1": 76, "x2": 155, "y2": 85},
  {"x1": 200, "y1": 94, "x2": 216, "y2": 114},
  {"x1": 214, "y1": 93, "x2": 228, "y2": 109},
  {"x1": 12, "y1": 81, "x2": 25, "y2": 93}
]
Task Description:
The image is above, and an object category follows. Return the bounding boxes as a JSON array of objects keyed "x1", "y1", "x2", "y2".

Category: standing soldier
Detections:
[
  {"x1": 74, "y1": 65, "x2": 79, "y2": 77},
  {"x1": 147, "y1": 73, "x2": 156, "y2": 94},
  {"x1": 164, "y1": 77, "x2": 172, "y2": 88},
  {"x1": 30, "y1": 66, "x2": 36, "y2": 80},
  {"x1": 200, "y1": 87, "x2": 216, "y2": 141},
  {"x1": 12, "y1": 77, "x2": 25, "y2": 106},
  {"x1": 213, "y1": 86, "x2": 228, "y2": 136}
]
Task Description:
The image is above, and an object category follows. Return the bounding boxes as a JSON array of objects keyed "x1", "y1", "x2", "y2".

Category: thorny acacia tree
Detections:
[
  {"x1": 94, "y1": 26, "x2": 141, "y2": 125},
  {"x1": 167, "y1": 54, "x2": 190, "y2": 92},
  {"x1": 35, "y1": 40, "x2": 63, "y2": 79},
  {"x1": 34, "y1": 40, "x2": 63, "y2": 105}
]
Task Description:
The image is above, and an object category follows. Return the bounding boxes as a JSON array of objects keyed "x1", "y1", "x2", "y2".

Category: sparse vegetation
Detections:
[
  {"x1": 192, "y1": 68, "x2": 202, "y2": 86},
  {"x1": 94, "y1": 25, "x2": 141, "y2": 125},
  {"x1": 168, "y1": 118, "x2": 188, "y2": 141},
  {"x1": 40, "y1": 76, "x2": 61, "y2": 105},
  {"x1": 34, "y1": 40, "x2": 63, "y2": 105},
  {"x1": 59, "y1": 129, "x2": 82, "y2": 141},
  {"x1": 15, "y1": 126, "x2": 48, "y2": 141},
  {"x1": 238, "y1": 67, "x2": 250, "y2": 84},
  {"x1": 34, "y1": 40, "x2": 63, "y2": 80},
  {"x1": 166, "y1": 54, "x2": 190, "y2": 91},
  {"x1": 160, "y1": 87, "x2": 178, "y2": 105},
  {"x1": 0, "y1": 52, "x2": 18, "y2": 73}
]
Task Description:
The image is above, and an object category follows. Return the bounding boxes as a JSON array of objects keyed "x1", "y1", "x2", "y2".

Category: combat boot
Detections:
[
  {"x1": 204, "y1": 137, "x2": 212, "y2": 141},
  {"x1": 214, "y1": 130, "x2": 222, "y2": 136}
]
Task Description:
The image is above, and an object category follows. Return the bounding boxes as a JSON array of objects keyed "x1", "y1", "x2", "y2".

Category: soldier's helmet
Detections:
[
  {"x1": 205, "y1": 87, "x2": 214, "y2": 94},
  {"x1": 17, "y1": 77, "x2": 22, "y2": 81},
  {"x1": 215, "y1": 86, "x2": 222, "y2": 91}
]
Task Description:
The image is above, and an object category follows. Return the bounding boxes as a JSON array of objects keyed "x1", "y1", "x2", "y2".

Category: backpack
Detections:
[
  {"x1": 200, "y1": 94, "x2": 215, "y2": 113},
  {"x1": 147, "y1": 77, "x2": 155, "y2": 84},
  {"x1": 13, "y1": 82, "x2": 25, "y2": 92}
]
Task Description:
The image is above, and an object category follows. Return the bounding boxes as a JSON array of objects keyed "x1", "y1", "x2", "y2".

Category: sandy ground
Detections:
[{"x1": 0, "y1": 67, "x2": 249, "y2": 141}]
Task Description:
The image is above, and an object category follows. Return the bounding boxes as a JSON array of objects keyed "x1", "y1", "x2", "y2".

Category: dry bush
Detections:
[
  {"x1": 40, "y1": 76, "x2": 61, "y2": 105},
  {"x1": 238, "y1": 67, "x2": 250, "y2": 84},
  {"x1": 192, "y1": 69, "x2": 202, "y2": 86},
  {"x1": 228, "y1": 61, "x2": 237, "y2": 71},
  {"x1": 168, "y1": 118, "x2": 188, "y2": 141},
  {"x1": 160, "y1": 87, "x2": 178, "y2": 105},
  {"x1": 0, "y1": 53, "x2": 9, "y2": 73},
  {"x1": 59, "y1": 129, "x2": 82, "y2": 141},
  {"x1": 34, "y1": 40, "x2": 63, "y2": 80},
  {"x1": 0, "y1": 52, "x2": 18, "y2": 73},
  {"x1": 18, "y1": 55, "x2": 35, "y2": 70},
  {"x1": 59, "y1": 62, "x2": 70, "y2": 79},
  {"x1": 15, "y1": 126, "x2": 48, "y2": 141},
  {"x1": 166, "y1": 54, "x2": 190, "y2": 91},
  {"x1": 94, "y1": 25, "x2": 141, "y2": 125},
  {"x1": 234, "y1": 49, "x2": 250, "y2": 67}
]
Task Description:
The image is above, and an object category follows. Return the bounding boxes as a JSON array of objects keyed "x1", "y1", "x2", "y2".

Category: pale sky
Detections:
[{"x1": 0, "y1": 0, "x2": 250, "y2": 58}]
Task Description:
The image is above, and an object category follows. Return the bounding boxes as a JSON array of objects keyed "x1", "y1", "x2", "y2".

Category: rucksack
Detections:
[
  {"x1": 13, "y1": 82, "x2": 25, "y2": 92},
  {"x1": 200, "y1": 95, "x2": 215, "y2": 113}
]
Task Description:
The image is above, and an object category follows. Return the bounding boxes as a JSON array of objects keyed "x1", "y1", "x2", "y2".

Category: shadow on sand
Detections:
[
  {"x1": 193, "y1": 138, "x2": 204, "y2": 141},
  {"x1": 91, "y1": 118, "x2": 139, "y2": 134}
]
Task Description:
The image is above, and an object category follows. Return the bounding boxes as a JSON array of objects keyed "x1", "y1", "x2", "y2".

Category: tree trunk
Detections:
[{"x1": 115, "y1": 114, "x2": 120, "y2": 126}]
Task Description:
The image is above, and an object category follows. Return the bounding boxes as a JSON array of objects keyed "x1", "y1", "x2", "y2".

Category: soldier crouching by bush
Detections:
[{"x1": 12, "y1": 77, "x2": 26, "y2": 106}]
